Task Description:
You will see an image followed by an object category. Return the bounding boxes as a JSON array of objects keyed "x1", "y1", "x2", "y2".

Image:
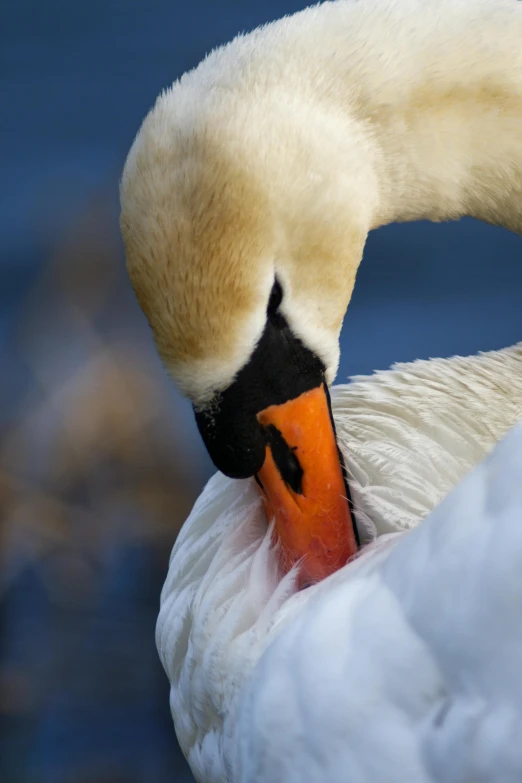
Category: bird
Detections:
[
  {"x1": 120, "y1": 0, "x2": 522, "y2": 585},
  {"x1": 119, "y1": 0, "x2": 522, "y2": 779}
]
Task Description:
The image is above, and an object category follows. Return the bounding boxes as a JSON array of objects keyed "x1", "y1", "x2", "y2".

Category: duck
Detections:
[{"x1": 119, "y1": 0, "x2": 522, "y2": 780}]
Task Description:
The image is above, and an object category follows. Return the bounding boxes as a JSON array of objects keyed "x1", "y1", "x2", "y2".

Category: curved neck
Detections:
[
  {"x1": 345, "y1": 5, "x2": 522, "y2": 235},
  {"x1": 370, "y1": 82, "x2": 522, "y2": 234},
  {"x1": 275, "y1": 0, "x2": 522, "y2": 236}
]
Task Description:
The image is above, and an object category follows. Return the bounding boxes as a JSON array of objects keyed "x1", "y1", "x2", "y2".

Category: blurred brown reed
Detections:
[{"x1": 0, "y1": 192, "x2": 206, "y2": 742}]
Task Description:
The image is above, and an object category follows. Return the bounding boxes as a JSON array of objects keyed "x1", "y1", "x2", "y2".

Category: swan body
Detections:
[
  {"x1": 231, "y1": 420, "x2": 522, "y2": 783},
  {"x1": 157, "y1": 345, "x2": 522, "y2": 782}
]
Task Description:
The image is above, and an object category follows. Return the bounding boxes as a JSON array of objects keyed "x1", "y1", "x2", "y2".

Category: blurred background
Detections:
[{"x1": 1, "y1": 1, "x2": 521, "y2": 781}]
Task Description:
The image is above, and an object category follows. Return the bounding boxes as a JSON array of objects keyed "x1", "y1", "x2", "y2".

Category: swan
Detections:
[{"x1": 119, "y1": 0, "x2": 522, "y2": 779}]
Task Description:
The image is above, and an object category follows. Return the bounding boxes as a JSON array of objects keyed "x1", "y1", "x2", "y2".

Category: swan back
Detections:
[{"x1": 338, "y1": 344, "x2": 522, "y2": 540}]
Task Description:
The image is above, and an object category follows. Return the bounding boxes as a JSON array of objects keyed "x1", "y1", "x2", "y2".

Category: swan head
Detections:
[{"x1": 120, "y1": 75, "x2": 378, "y2": 584}]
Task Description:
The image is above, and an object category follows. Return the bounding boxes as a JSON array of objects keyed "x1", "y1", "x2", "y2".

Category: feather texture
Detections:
[
  {"x1": 157, "y1": 345, "x2": 522, "y2": 782},
  {"x1": 232, "y1": 420, "x2": 522, "y2": 783},
  {"x1": 121, "y1": 0, "x2": 522, "y2": 403}
]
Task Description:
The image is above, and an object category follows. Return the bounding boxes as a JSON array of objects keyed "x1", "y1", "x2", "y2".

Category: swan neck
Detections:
[
  {"x1": 371, "y1": 96, "x2": 522, "y2": 234},
  {"x1": 366, "y1": 53, "x2": 522, "y2": 233}
]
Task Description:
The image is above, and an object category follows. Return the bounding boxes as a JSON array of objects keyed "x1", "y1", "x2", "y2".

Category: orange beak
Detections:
[{"x1": 256, "y1": 384, "x2": 359, "y2": 588}]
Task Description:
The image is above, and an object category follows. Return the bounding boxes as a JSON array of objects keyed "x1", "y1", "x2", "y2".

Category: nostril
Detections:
[
  {"x1": 262, "y1": 424, "x2": 304, "y2": 495},
  {"x1": 194, "y1": 407, "x2": 266, "y2": 479}
]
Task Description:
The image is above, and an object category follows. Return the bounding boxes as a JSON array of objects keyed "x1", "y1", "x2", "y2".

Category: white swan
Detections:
[{"x1": 119, "y1": 0, "x2": 522, "y2": 779}]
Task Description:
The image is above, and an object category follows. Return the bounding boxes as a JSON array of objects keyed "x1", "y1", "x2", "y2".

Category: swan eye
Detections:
[{"x1": 267, "y1": 278, "x2": 283, "y2": 316}]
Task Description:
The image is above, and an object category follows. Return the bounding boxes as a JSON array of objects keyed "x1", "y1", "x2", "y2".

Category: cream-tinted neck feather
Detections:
[
  {"x1": 120, "y1": 0, "x2": 522, "y2": 405},
  {"x1": 157, "y1": 344, "x2": 522, "y2": 783}
]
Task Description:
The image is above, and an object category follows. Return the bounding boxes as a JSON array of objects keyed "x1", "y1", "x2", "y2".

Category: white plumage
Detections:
[
  {"x1": 157, "y1": 345, "x2": 522, "y2": 782},
  {"x1": 232, "y1": 420, "x2": 522, "y2": 783}
]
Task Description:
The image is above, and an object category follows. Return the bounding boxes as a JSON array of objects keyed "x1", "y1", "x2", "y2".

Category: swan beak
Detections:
[{"x1": 256, "y1": 384, "x2": 359, "y2": 587}]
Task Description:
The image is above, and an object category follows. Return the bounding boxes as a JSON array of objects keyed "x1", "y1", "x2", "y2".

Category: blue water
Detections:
[{"x1": 1, "y1": 2, "x2": 521, "y2": 782}]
